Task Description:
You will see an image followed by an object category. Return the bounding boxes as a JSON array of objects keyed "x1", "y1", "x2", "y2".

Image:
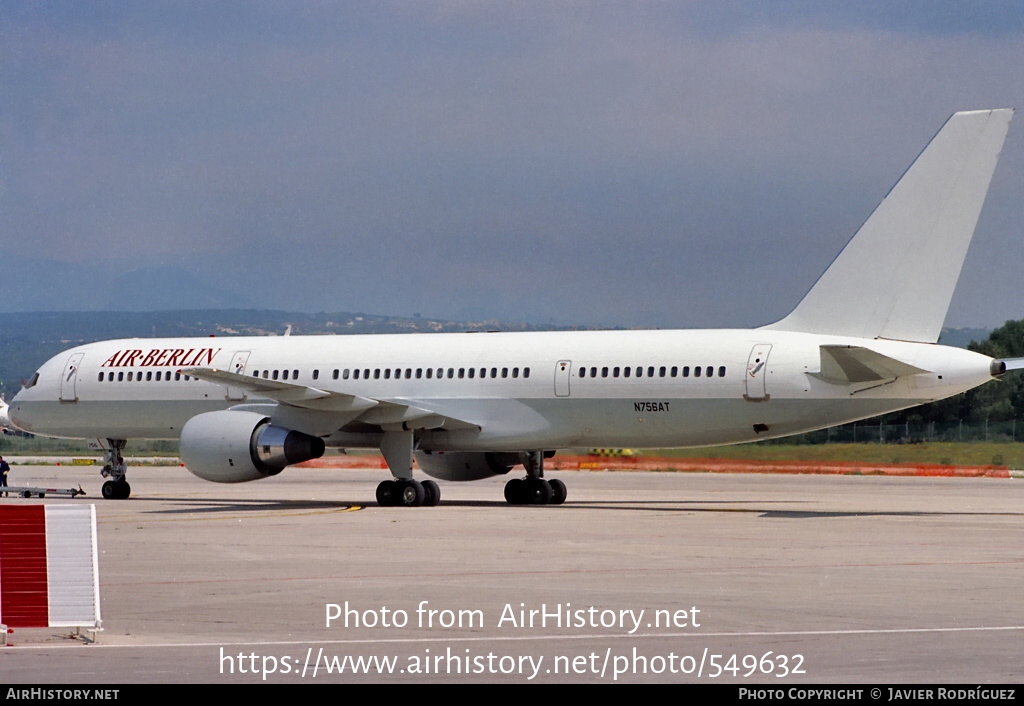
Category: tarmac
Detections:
[{"x1": 0, "y1": 463, "x2": 1022, "y2": 684}]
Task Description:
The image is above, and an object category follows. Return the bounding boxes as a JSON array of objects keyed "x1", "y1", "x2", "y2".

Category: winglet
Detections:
[{"x1": 766, "y1": 109, "x2": 1014, "y2": 342}]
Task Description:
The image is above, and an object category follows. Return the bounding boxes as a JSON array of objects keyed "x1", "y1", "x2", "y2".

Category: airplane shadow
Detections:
[{"x1": 119, "y1": 495, "x2": 1024, "y2": 519}]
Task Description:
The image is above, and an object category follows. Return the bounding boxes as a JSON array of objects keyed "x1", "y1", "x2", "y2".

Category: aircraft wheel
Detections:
[
  {"x1": 117, "y1": 481, "x2": 131, "y2": 499},
  {"x1": 422, "y1": 480, "x2": 441, "y2": 507},
  {"x1": 528, "y1": 478, "x2": 553, "y2": 505},
  {"x1": 102, "y1": 481, "x2": 118, "y2": 499},
  {"x1": 376, "y1": 480, "x2": 398, "y2": 506},
  {"x1": 504, "y1": 478, "x2": 528, "y2": 505},
  {"x1": 399, "y1": 480, "x2": 425, "y2": 507},
  {"x1": 549, "y1": 479, "x2": 567, "y2": 505}
]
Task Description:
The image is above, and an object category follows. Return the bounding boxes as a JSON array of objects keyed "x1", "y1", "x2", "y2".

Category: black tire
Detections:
[
  {"x1": 118, "y1": 481, "x2": 131, "y2": 499},
  {"x1": 504, "y1": 477, "x2": 527, "y2": 505},
  {"x1": 398, "y1": 480, "x2": 425, "y2": 507},
  {"x1": 422, "y1": 480, "x2": 441, "y2": 507},
  {"x1": 102, "y1": 481, "x2": 118, "y2": 499},
  {"x1": 528, "y1": 478, "x2": 553, "y2": 505},
  {"x1": 549, "y1": 479, "x2": 567, "y2": 505},
  {"x1": 376, "y1": 480, "x2": 397, "y2": 506}
]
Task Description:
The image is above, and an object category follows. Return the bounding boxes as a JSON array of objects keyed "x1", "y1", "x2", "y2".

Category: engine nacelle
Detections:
[
  {"x1": 415, "y1": 451, "x2": 520, "y2": 481},
  {"x1": 180, "y1": 410, "x2": 325, "y2": 483}
]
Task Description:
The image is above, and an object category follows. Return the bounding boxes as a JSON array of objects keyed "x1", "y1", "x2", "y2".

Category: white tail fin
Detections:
[{"x1": 766, "y1": 109, "x2": 1013, "y2": 343}]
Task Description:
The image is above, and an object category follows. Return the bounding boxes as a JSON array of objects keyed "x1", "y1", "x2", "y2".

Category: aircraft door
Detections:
[
  {"x1": 555, "y1": 360, "x2": 571, "y2": 397},
  {"x1": 226, "y1": 351, "x2": 251, "y2": 400},
  {"x1": 60, "y1": 352, "x2": 85, "y2": 402},
  {"x1": 744, "y1": 344, "x2": 772, "y2": 401}
]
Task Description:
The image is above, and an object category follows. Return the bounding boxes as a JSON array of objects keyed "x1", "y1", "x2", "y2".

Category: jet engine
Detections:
[
  {"x1": 180, "y1": 410, "x2": 325, "y2": 483},
  {"x1": 415, "y1": 450, "x2": 520, "y2": 481}
]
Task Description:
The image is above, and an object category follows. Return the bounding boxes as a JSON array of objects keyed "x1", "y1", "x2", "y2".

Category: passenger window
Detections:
[
  {"x1": 448, "y1": 368, "x2": 454, "y2": 379},
  {"x1": 313, "y1": 370, "x2": 319, "y2": 380},
  {"x1": 354, "y1": 369, "x2": 361, "y2": 380},
  {"x1": 416, "y1": 368, "x2": 422, "y2": 379},
  {"x1": 458, "y1": 368, "x2": 465, "y2": 379},
  {"x1": 512, "y1": 368, "x2": 519, "y2": 378},
  {"x1": 706, "y1": 366, "x2": 713, "y2": 377},
  {"x1": 128, "y1": 372, "x2": 133, "y2": 382},
  {"x1": 682, "y1": 366, "x2": 689, "y2": 377},
  {"x1": 405, "y1": 369, "x2": 411, "y2": 379},
  {"x1": 384, "y1": 369, "x2": 391, "y2": 379},
  {"x1": 283, "y1": 370, "x2": 289, "y2": 380},
  {"x1": 109, "y1": 372, "x2": 115, "y2": 381},
  {"x1": 343, "y1": 369, "x2": 350, "y2": 380},
  {"x1": 374, "y1": 369, "x2": 381, "y2": 379},
  {"x1": 98, "y1": 372, "x2": 103, "y2": 382},
  {"x1": 718, "y1": 366, "x2": 726, "y2": 377},
  {"x1": 333, "y1": 369, "x2": 339, "y2": 380},
  {"x1": 468, "y1": 368, "x2": 475, "y2": 379},
  {"x1": 601, "y1": 367, "x2": 608, "y2": 378},
  {"x1": 591, "y1": 367, "x2": 597, "y2": 378},
  {"x1": 156, "y1": 371, "x2": 161, "y2": 381},
  {"x1": 490, "y1": 367, "x2": 497, "y2": 378},
  {"x1": 426, "y1": 368, "x2": 433, "y2": 379},
  {"x1": 262, "y1": 370, "x2": 269, "y2": 379},
  {"x1": 273, "y1": 370, "x2": 279, "y2": 380},
  {"x1": 524, "y1": 367, "x2": 530, "y2": 378},
  {"x1": 695, "y1": 366, "x2": 701, "y2": 378},
  {"x1": 623, "y1": 367, "x2": 631, "y2": 378},
  {"x1": 501, "y1": 367, "x2": 508, "y2": 378},
  {"x1": 659, "y1": 366, "x2": 666, "y2": 377},
  {"x1": 613, "y1": 367, "x2": 620, "y2": 377}
]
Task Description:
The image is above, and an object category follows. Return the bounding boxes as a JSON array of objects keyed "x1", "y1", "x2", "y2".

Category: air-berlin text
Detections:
[{"x1": 99, "y1": 348, "x2": 223, "y2": 368}]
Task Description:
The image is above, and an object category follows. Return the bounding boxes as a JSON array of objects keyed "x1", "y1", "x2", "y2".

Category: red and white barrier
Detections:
[{"x1": 0, "y1": 505, "x2": 101, "y2": 640}]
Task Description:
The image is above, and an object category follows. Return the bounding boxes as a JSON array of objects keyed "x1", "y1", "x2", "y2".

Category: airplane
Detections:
[
  {"x1": 0, "y1": 395, "x2": 10, "y2": 431},
  {"x1": 7, "y1": 109, "x2": 1024, "y2": 506}
]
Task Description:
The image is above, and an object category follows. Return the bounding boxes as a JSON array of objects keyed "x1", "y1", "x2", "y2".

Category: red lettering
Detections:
[
  {"x1": 140, "y1": 349, "x2": 158, "y2": 367},
  {"x1": 122, "y1": 350, "x2": 143, "y2": 367},
  {"x1": 179, "y1": 348, "x2": 197, "y2": 367},
  {"x1": 166, "y1": 349, "x2": 185, "y2": 366},
  {"x1": 152, "y1": 349, "x2": 171, "y2": 367},
  {"x1": 204, "y1": 348, "x2": 222, "y2": 366},
  {"x1": 100, "y1": 352, "x2": 120, "y2": 368}
]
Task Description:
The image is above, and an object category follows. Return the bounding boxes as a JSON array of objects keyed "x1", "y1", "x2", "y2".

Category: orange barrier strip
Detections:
[{"x1": 297, "y1": 454, "x2": 1011, "y2": 478}]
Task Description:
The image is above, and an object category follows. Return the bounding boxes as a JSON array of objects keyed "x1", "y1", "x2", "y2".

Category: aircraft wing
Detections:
[
  {"x1": 180, "y1": 367, "x2": 480, "y2": 431},
  {"x1": 808, "y1": 345, "x2": 930, "y2": 385}
]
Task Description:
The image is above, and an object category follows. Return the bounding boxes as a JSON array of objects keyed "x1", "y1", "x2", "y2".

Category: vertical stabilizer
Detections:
[{"x1": 766, "y1": 109, "x2": 1013, "y2": 342}]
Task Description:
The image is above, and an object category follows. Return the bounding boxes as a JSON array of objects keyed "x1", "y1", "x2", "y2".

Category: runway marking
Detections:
[
  {"x1": 99, "y1": 557, "x2": 1024, "y2": 587},
  {"x1": 7, "y1": 624, "x2": 1024, "y2": 650}
]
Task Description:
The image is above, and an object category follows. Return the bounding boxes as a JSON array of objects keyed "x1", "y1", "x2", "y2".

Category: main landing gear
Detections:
[
  {"x1": 99, "y1": 438, "x2": 131, "y2": 500},
  {"x1": 503, "y1": 450, "x2": 566, "y2": 505},
  {"x1": 377, "y1": 430, "x2": 441, "y2": 507},
  {"x1": 375, "y1": 478, "x2": 441, "y2": 507}
]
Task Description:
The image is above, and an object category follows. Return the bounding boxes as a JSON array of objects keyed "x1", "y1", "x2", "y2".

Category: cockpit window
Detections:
[{"x1": 25, "y1": 372, "x2": 39, "y2": 389}]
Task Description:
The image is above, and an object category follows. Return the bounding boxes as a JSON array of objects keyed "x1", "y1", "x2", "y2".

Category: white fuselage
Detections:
[{"x1": 8, "y1": 329, "x2": 996, "y2": 451}]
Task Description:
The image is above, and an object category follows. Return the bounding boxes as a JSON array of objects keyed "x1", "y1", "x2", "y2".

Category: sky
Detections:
[{"x1": 3, "y1": 1, "x2": 1023, "y2": 329}]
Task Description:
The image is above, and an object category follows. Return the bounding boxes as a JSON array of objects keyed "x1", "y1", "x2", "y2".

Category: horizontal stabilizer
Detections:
[{"x1": 809, "y1": 345, "x2": 930, "y2": 385}]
